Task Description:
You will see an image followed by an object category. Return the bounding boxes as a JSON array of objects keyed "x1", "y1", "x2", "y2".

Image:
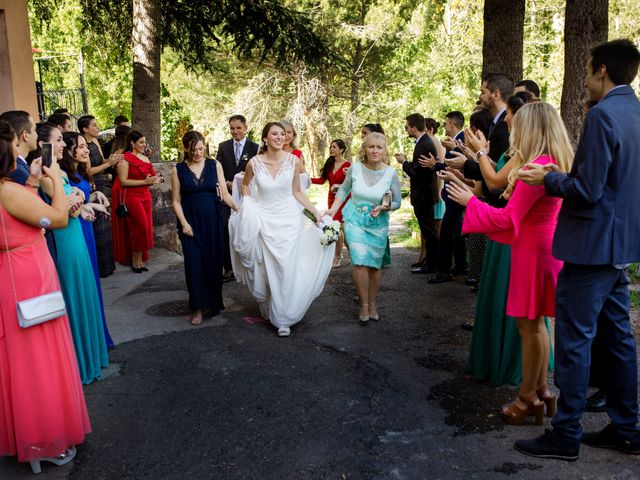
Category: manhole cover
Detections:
[{"x1": 146, "y1": 300, "x2": 191, "y2": 317}]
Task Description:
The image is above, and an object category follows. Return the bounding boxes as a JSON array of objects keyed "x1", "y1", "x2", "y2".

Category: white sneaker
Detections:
[{"x1": 277, "y1": 326, "x2": 290, "y2": 337}]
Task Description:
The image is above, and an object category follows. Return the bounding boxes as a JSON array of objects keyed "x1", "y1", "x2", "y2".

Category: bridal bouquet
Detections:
[{"x1": 303, "y1": 208, "x2": 341, "y2": 246}]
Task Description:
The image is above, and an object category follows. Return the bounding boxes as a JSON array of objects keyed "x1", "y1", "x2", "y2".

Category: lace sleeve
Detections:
[
  {"x1": 390, "y1": 170, "x2": 402, "y2": 211},
  {"x1": 335, "y1": 166, "x2": 353, "y2": 202}
]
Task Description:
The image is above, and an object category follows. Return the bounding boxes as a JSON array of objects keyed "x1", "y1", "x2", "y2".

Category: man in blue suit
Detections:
[{"x1": 516, "y1": 39, "x2": 640, "y2": 460}]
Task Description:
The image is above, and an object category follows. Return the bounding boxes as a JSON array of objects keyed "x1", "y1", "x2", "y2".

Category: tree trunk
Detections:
[
  {"x1": 132, "y1": 0, "x2": 161, "y2": 162},
  {"x1": 561, "y1": 0, "x2": 609, "y2": 145},
  {"x1": 482, "y1": 0, "x2": 525, "y2": 82}
]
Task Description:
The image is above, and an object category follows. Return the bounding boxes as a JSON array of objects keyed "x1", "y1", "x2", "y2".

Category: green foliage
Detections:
[{"x1": 160, "y1": 83, "x2": 191, "y2": 162}]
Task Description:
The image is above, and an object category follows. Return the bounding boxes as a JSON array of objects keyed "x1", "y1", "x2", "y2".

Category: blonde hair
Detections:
[
  {"x1": 358, "y1": 132, "x2": 389, "y2": 165},
  {"x1": 279, "y1": 119, "x2": 299, "y2": 149},
  {"x1": 505, "y1": 102, "x2": 574, "y2": 197}
]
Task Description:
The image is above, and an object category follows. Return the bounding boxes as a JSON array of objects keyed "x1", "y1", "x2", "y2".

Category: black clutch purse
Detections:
[
  {"x1": 116, "y1": 204, "x2": 128, "y2": 218},
  {"x1": 116, "y1": 188, "x2": 128, "y2": 217}
]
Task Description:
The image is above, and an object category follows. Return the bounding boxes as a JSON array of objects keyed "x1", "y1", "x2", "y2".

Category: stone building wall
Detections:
[{"x1": 150, "y1": 162, "x2": 181, "y2": 254}]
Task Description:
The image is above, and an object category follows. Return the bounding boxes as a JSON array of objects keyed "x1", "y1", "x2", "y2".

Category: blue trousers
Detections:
[{"x1": 552, "y1": 263, "x2": 640, "y2": 445}]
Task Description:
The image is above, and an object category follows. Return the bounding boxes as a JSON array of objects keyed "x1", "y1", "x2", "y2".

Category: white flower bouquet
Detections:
[{"x1": 303, "y1": 208, "x2": 341, "y2": 246}]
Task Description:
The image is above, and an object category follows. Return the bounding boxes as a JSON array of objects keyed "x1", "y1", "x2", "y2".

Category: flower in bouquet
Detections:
[{"x1": 320, "y1": 220, "x2": 341, "y2": 246}]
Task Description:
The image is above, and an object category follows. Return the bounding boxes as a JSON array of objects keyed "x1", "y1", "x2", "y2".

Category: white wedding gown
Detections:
[{"x1": 229, "y1": 154, "x2": 335, "y2": 328}]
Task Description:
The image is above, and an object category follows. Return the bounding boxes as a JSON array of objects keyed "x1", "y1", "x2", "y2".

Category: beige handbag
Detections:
[{"x1": 1, "y1": 209, "x2": 67, "y2": 328}]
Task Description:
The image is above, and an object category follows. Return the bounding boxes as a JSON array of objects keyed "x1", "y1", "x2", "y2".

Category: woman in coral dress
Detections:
[
  {"x1": 445, "y1": 102, "x2": 574, "y2": 425},
  {"x1": 0, "y1": 121, "x2": 90, "y2": 473},
  {"x1": 311, "y1": 139, "x2": 350, "y2": 267}
]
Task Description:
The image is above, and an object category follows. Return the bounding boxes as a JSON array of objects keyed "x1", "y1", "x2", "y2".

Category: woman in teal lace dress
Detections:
[
  {"x1": 37, "y1": 123, "x2": 109, "y2": 384},
  {"x1": 326, "y1": 133, "x2": 401, "y2": 323}
]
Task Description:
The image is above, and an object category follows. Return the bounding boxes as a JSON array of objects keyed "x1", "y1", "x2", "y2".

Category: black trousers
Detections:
[
  {"x1": 413, "y1": 202, "x2": 438, "y2": 270},
  {"x1": 221, "y1": 204, "x2": 232, "y2": 273},
  {"x1": 436, "y1": 196, "x2": 466, "y2": 274}
]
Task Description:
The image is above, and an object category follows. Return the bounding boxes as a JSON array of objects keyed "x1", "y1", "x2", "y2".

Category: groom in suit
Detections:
[
  {"x1": 394, "y1": 113, "x2": 439, "y2": 273},
  {"x1": 516, "y1": 39, "x2": 640, "y2": 460},
  {"x1": 216, "y1": 115, "x2": 259, "y2": 281}
]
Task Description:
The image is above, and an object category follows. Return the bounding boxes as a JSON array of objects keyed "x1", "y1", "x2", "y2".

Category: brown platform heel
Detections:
[
  {"x1": 537, "y1": 384, "x2": 558, "y2": 418},
  {"x1": 500, "y1": 395, "x2": 545, "y2": 426}
]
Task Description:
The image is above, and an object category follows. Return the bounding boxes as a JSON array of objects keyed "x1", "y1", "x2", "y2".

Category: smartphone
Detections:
[{"x1": 41, "y1": 143, "x2": 54, "y2": 168}]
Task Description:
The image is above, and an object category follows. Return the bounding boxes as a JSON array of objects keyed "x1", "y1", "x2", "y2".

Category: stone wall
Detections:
[{"x1": 150, "y1": 162, "x2": 181, "y2": 254}]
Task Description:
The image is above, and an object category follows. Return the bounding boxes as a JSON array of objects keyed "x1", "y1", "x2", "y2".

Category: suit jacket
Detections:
[
  {"x1": 463, "y1": 110, "x2": 509, "y2": 206},
  {"x1": 445, "y1": 130, "x2": 465, "y2": 159},
  {"x1": 402, "y1": 134, "x2": 439, "y2": 206},
  {"x1": 216, "y1": 138, "x2": 259, "y2": 183},
  {"x1": 9, "y1": 157, "x2": 30, "y2": 185},
  {"x1": 545, "y1": 85, "x2": 640, "y2": 265}
]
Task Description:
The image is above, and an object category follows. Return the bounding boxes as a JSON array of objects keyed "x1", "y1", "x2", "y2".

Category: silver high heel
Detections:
[
  {"x1": 359, "y1": 304, "x2": 369, "y2": 323},
  {"x1": 29, "y1": 446, "x2": 76, "y2": 474},
  {"x1": 369, "y1": 303, "x2": 379, "y2": 321}
]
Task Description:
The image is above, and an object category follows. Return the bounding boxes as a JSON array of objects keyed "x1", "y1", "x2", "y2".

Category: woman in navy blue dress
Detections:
[{"x1": 171, "y1": 131, "x2": 239, "y2": 326}]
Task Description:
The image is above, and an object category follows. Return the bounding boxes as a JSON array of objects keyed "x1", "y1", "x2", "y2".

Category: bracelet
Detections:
[
  {"x1": 475, "y1": 150, "x2": 487, "y2": 160},
  {"x1": 26, "y1": 181, "x2": 40, "y2": 189}
]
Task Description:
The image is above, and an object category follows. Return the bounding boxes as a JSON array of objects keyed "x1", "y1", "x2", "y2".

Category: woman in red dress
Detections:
[
  {"x1": 312, "y1": 139, "x2": 350, "y2": 267},
  {"x1": 111, "y1": 130, "x2": 162, "y2": 272},
  {"x1": 445, "y1": 102, "x2": 574, "y2": 425}
]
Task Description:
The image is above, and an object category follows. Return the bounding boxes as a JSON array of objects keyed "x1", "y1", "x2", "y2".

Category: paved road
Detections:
[{"x1": 2, "y1": 247, "x2": 639, "y2": 479}]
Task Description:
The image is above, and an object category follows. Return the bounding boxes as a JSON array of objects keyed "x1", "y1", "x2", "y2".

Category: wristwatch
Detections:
[{"x1": 476, "y1": 150, "x2": 487, "y2": 160}]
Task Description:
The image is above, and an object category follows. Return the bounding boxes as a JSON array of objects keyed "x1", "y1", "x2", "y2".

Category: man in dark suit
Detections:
[
  {"x1": 394, "y1": 113, "x2": 439, "y2": 274},
  {"x1": 516, "y1": 39, "x2": 640, "y2": 460},
  {"x1": 429, "y1": 111, "x2": 467, "y2": 283},
  {"x1": 216, "y1": 114, "x2": 259, "y2": 280}
]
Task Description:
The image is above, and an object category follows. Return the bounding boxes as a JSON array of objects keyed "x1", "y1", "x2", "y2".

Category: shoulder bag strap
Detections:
[{"x1": 0, "y1": 208, "x2": 19, "y2": 304}]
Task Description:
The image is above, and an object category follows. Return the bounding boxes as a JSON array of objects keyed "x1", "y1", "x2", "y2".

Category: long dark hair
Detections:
[
  {"x1": 0, "y1": 120, "x2": 17, "y2": 179},
  {"x1": 182, "y1": 130, "x2": 205, "y2": 163},
  {"x1": 60, "y1": 131, "x2": 88, "y2": 183},
  {"x1": 125, "y1": 130, "x2": 145, "y2": 152},
  {"x1": 362, "y1": 123, "x2": 385, "y2": 135},
  {"x1": 469, "y1": 109, "x2": 493, "y2": 138},
  {"x1": 259, "y1": 122, "x2": 285, "y2": 154},
  {"x1": 320, "y1": 139, "x2": 346, "y2": 180}
]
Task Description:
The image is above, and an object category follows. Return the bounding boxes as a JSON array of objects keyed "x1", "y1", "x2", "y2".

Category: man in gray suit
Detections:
[{"x1": 516, "y1": 39, "x2": 640, "y2": 461}]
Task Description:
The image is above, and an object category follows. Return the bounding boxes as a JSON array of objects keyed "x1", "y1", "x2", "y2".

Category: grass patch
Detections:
[
  {"x1": 629, "y1": 263, "x2": 640, "y2": 283},
  {"x1": 631, "y1": 291, "x2": 640, "y2": 310},
  {"x1": 390, "y1": 213, "x2": 421, "y2": 249}
]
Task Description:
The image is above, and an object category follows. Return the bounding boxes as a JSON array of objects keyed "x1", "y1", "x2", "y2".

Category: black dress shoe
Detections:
[
  {"x1": 514, "y1": 429, "x2": 580, "y2": 461},
  {"x1": 460, "y1": 322, "x2": 474, "y2": 331},
  {"x1": 427, "y1": 273, "x2": 453, "y2": 284},
  {"x1": 585, "y1": 389, "x2": 607, "y2": 413},
  {"x1": 411, "y1": 266, "x2": 436, "y2": 274},
  {"x1": 451, "y1": 267, "x2": 468, "y2": 276},
  {"x1": 582, "y1": 424, "x2": 640, "y2": 454},
  {"x1": 465, "y1": 278, "x2": 478, "y2": 286}
]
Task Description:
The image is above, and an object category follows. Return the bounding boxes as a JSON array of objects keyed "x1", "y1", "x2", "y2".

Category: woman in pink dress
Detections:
[
  {"x1": 311, "y1": 139, "x2": 350, "y2": 267},
  {"x1": 445, "y1": 102, "x2": 574, "y2": 425},
  {"x1": 0, "y1": 121, "x2": 91, "y2": 473}
]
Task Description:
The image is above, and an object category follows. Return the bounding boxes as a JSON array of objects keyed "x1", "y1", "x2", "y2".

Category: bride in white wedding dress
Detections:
[{"x1": 228, "y1": 122, "x2": 335, "y2": 337}]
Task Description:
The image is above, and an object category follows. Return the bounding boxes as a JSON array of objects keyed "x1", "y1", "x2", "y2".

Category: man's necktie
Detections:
[{"x1": 234, "y1": 142, "x2": 242, "y2": 166}]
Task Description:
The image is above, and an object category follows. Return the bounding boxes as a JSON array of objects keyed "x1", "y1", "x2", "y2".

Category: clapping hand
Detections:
[
  {"x1": 418, "y1": 153, "x2": 438, "y2": 169},
  {"x1": 90, "y1": 191, "x2": 110, "y2": 207},
  {"x1": 445, "y1": 178, "x2": 475, "y2": 206},
  {"x1": 517, "y1": 162, "x2": 560, "y2": 185},
  {"x1": 80, "y1": 204, "x2": 96, "y2": 222},
  {"x1": 443, "y1": 151, "x2": 467, "y2": 170},
  {"x1": 108, "y1": 153, "x2": 124, "y2": 167},
  {"x1": 87, "y1": 202, "x2": 109, "y2": 217},
  {"x1": 394, "y1": 153, "x2": 407, "y2": 164},
  {"x1": 441, "y1": 136, "x2": 456, "y2": 150},
  {"x1": 145, "y1": 174, "x2": 161, "y2": 185},
  {"x1": 464, "y1": 128, "x2": 489, "y2": 154}
]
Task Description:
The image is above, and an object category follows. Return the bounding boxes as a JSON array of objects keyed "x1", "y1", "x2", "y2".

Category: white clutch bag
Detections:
[{"x1": 16, "y1": 291, "x2": 67, "y2": 328}]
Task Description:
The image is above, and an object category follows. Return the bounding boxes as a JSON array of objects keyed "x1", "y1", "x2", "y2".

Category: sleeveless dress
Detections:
[
  {"x1": 228, "y1": 154, "x2": 334, "y2": 328},
  {"x1": 336, "y1": 162, "x2": 401, "y2": 268},
  {"x1": 176, "y1": 160, "x2": 225, "y2": 314},
  {"x1": 87, "y1": 141, "x2": 115, "y2": 277},
  {"x1": 0, "y1": 195, "x2": 91, "y2": 462},
  {"x1": 69, "y1": 174, "x2": 115, "y2": 348},
  {"x1": 52, "y1": 179, "x2": 109, "y2": 384}
]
